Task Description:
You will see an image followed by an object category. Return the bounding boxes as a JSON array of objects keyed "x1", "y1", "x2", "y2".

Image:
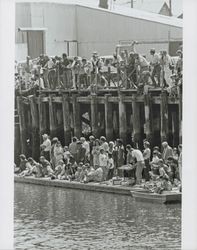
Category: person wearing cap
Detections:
[
  {"x1": 131, "y1": 147, "x2": 145, "y2": 185},
  {"x1": 90, "y1": 51, "x2": 102, "y2": 85},
  {"x1": 150, "y1": 48, "x2": 161, "y2": 87},
  {"x1": 143, "y1": 141, "x2": 151, "y2": 182},
  {"x1": 162, "y1": 141, "x2": 173, "y2": 163},
  {"x1": 40, "y1": 134, "x2": 51, "y2": 161}
]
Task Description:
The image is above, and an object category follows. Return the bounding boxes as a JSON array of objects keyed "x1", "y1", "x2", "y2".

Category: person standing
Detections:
[
  {"x1": 69, "y1": 137, "x2": 78, "y2": 161},
  {"x1": 131, "y1": 147, "x2": 145, "y2": 185},
  {"x1": 143, "y1": 141, "x2": 151, "y2": 182},
  {"x1": 150, "y1": 48, "x2": 161, "y2": 87},
  {"x1": 162, "y1": 141, "x2": 173, "y2": 163},
  {"x1": 61, "y1": 53, "x2": 70, "y2": 89},
  {"x1": 107, "y1": 153, "x2": 115, "y2": 180},
  {"x1": 40, "y1": 134, "x2": 51, "y2": 161},
  {"x1": 99, "y1": 148, "x2": 108, "y2": 181},
  {"x1": 92, "y1": 139, "x2": 100, "y2": 168}
]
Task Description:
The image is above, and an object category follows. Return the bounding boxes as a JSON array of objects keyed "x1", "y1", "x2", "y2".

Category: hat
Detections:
[
  {"x1": 100, "y1": 136, "x2": 106, "y2": 141},
  {"x1": 42, "y1": 133, "x2": 48, "y2": 138},
  {"x1": 150, "y1": 48, "x2": 155, "y2": 53},
  {"x1": 19, "y1": 154, "x2": 26, "y2": 160},
  {"x1": 52, "y1": 137, "x2": 58, "y2": 143},
  {"x1": 77, "y1": 140, "x2": 82, "y2": 144},
  {"x1": 176, "y1": 50, "x2": 182, "y2": 55}
]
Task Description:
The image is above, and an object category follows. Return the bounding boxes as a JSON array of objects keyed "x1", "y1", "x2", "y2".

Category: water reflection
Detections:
[{"x1": 15, "y1": 183, "x2": 181, "y2": 250}]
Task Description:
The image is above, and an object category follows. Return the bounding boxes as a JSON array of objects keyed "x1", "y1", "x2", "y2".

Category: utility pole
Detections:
[
  {"x1": 131, "y1": 0, "x2": 133, "y2": 8},
  {"x1": 169, "y1": 0, "x2": 172, "y2": 16}
]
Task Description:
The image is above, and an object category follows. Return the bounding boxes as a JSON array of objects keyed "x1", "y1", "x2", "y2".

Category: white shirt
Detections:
[
  {"x1": 43, "y1": 138, "x2": 51, "y2": 152},
  {"x1": 108, "y1": 158, "x2": 114, "y2": 169},
  {"x1": 150, "y1": 53, "x2": 160, "y2": 66},
  {"x1": 35, "y1": 78, "x2": 45, "y2": 89},
  {"x1": 132, "y1": 149, "x2": 144, "y2": 162},
  {"x1": 99, "y1": 153, "x2": 108, "y2": 167},
  {"x1": 82, "y1": 141, "x2": 90, "y2": 155}
]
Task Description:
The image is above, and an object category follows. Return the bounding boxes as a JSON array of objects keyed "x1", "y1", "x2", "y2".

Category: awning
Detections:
[{"x1": 18, "y1": 27, "x2": 48, "y2": 31}]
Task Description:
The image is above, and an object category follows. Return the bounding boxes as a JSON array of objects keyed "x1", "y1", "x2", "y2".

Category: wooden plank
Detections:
[
  {"x1": 90, "y1": 94, "x2": 99, "y2": 137},
  {"x1": 16, "y1": 96, "x2": 27, "y2": 155},
  {"x1": 72, "y1": 94, "x2": 81, "y2": 138},
  {"x1": 119, "y1": 94, "x2": 127, "y2": 143},
  {"x1": 160, "y1": 91, "x2": 169, "y2": 143},
  {"x1": 144, "y1": 93, "x2": 153, "y2": 144},
  {"x1": 132, "y1": 95, "x2": 141, "y2": 144},
  {"x1": 38, "y1": 95, "x2": 47, "y2": 143},
  {"x1": 62, "y1": 94, "x2": 71, "y2": 146},
  {"x1": 48, "y1": 94, "x2": 57, "y2": 138},
  {"x1": 104, "y1": 94, "x2": 113, "y2": 141},
  {"x1": 29, "y1": 95, "x2": 40, "y2": 161}
]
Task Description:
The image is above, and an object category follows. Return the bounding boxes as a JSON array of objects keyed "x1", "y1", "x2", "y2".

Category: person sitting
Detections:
[
  {"x1": 40, "y1": 134, "x2": 51, "y2": 161},
  {"x1": 40, "y1": 156, "x2": 54, "y2": 177},
  {"x1": 75, "y1": 165, "x2": 83, "y2": 182},
  {"x1": 149, "y1": 151, "x2": 160, "y2": 180},
  {"x1": 83, "y1": 163, "x2": 96, "y2": 183},
  {"x1": 18, "y1": 154, "x2": 28, "y2": 173},
  {"x1": 54, "y1": 140, "x2": 64, "y2": 167},
  {"x1": 166, "y1": 156, "x2": 178, "y2": 183},
  {"x1": 54, "y1": 160, "x2": 65, "y2": 179},
  {"x1": 18, "y1": 157, "x2": 34, "y2": 177}
]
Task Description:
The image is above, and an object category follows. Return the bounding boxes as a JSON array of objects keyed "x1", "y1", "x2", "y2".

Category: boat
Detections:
[{"x1": 130, "y1": 190, "x2": 182, "y2": 204}]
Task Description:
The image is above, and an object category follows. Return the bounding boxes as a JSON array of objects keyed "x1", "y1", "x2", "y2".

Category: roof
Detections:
[{"x1": 16, "y1": 0, "x2": 182, "y2": 28}]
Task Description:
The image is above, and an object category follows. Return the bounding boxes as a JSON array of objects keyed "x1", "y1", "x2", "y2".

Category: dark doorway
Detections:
[{"x1": 27, "y1": 31, "x2": 44, "y2": 59}]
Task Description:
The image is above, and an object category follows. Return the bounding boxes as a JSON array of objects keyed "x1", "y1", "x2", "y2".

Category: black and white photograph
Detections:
[{"x1": 3, "y1": 0, "x2": 197, "y2": 249}]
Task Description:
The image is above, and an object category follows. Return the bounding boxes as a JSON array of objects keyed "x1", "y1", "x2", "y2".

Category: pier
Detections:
[{"x1": 15, "y1": 87, "x2": 182, "y2": 162}]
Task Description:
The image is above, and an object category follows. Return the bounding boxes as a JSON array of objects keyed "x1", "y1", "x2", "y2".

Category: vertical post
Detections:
[
  {"x1": 48, "y1": 94, "x2": 57, "y2": 138},
  {"x1": 72, "y1": 94, "x2": 81, "y2": 138},
  {"x1": 90, "y1": 94, "x2": 99, "y2": 137},
  {"x1": 38, "y1": 95, "x2": 47, "y2": 143},
  {"x1": 144, "y1": 93, "x2": 153, "y2": 144},
  {"x1": 104, "y1": 94, "x2": 113, "y2": 141},
  {"x1": 29, "y1": 95, "x2": 40, "y2": 160},
  {"x1": 160, "y1": 91, "x2": 169, "y2": 142},
  {"x1": 132, "y1": 95, "x2": 141, "y2": 144},
  {"x1": 118, "y1": 93, "x2": 127, "y2": 143},
  {"x1": 16, "y1": 96, "x2": 27, "y2": 155},
  {"x1": 62, "y1": 94, "x2": 71, "y2": 145},
  {"x1": 179, "y1": 86, "x2": 182, "y2": 144}
]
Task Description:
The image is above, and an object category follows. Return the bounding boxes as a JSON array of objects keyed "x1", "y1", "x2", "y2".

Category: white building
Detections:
[{"x1": 15, "y1": 0, "x2": 182, "y2": 61}]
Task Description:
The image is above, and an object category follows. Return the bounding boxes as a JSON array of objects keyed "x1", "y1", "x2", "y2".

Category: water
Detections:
[{"x1": 14, "y1": 183, "x2": 181, "y2": 250}]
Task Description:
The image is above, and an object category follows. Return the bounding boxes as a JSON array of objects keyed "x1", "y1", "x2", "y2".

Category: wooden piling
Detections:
[
  {"x1": 29, "y1": 95, "x2": 40, "y2": 160},
  {"x1": 90, "y1": 94, "x2": 99, "y2": 137},
  {"x1": 160, "y1": 91, "x2": 169, "y2": 142},
  {"x1": 118, "y1": 93, "x2": 127, "y2": 143},
  {"x1": 62, "y1": 94, "x2": 71, "y2": 145},
  {"x1": 16, "y1": 96, "x2": 27, "y2": 155},
  {"x1": 132, "y1": 95, "x2": 141, "y2": 144},
  {"x1": 144, "y1": 93, "x2": 153, "y2": 144},
  {"x1": 104, "y1": 94, "x2": 113, "y2": 141},
  {"x1": 72, "y1": 94, "x2": 81, "y2": 138},
  {"x1": 38, "y1": 95, "x2": 47, "y2": 142},
  {"x1": 48, "y1": 94, "x2": 57, "y2": 138},
  {"x1": 178, "y1": 86, "x2": 182, "y2": 144}
]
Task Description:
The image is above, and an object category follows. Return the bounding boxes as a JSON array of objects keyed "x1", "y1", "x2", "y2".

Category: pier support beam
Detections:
[
  {"x1": 132, "y1": 95, "x2": 141, "y2": 145},
  {"x1": 38, "y1": 95, "x2": 47, "y2": 143},
  {"x1": 90, "y1": 94, "x2": 99, "y2": 137},
  {"x1": 29, "y1": 95, "x2": 40, "y2": 160},
  {"x1": 16, "y1": 96, "x2": 27, "y2": 155},
  {"x1": 48, "y1": 94, "x2": 57, "y2": 138},
  {"x1": 119, "y1": 94, "x2": 127, "y2": 143},
  {"x1": 104, "y1": 94, "x2": 113, "y2": 141},
  {"x1": 72, "y1": 94, "x2": 81, "y2": 138},
  {"x1": 160, "y1": 91, "x2": 169, "y2": 143},
  {"x1": 62, "y1": 94, "x2": 71, "y2": 145},
  {"x1": 144, "y1": 93, "x2": 153, "y2": 144},
  {"x1": 178, "y1": 86, "x2": 182, "y2": 144}
]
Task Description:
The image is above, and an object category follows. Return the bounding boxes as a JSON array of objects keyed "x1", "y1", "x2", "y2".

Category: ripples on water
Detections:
[{"x1": 14, "y1": 183, "x2": 181, "y2": 250}]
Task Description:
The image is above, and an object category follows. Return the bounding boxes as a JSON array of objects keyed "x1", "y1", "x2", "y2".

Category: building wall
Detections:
[
  {"x1": 15, "y1": 3, "x2": 182, "y2": 61},
  {"x1": 76, "y1": 6, "x2": 182, "y2": 59}
]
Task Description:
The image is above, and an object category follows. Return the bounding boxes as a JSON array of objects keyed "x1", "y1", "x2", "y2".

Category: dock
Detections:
[{"x1": 15, "y1": 87, "x2": 182, "y2": 162}]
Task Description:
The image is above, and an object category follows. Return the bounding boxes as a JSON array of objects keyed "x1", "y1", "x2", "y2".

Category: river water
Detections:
[{"x1": 14, "y1": 183, "x2": 181, "y2": 250}]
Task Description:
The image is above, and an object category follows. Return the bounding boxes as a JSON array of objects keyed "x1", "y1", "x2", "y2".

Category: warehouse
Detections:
[{"x1": 15, "y1": 0, "x2": 182, "y2": 61}]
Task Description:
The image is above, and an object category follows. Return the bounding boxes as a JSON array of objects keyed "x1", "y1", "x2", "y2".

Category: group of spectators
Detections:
[
  {"x1": 15, "y1": 134, "x2": 182, "y2": 193},
  {"x1": 15, "y1": 47, "x2": 183, "y2": 96}
]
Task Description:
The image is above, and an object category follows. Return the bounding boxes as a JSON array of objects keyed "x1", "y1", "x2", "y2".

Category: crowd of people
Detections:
[
  {"x1": 15, "y1": 47, "x2": 183, "y2": 97},
  {"x1": 15, "y1": 134, "x2": 182, "y2": 194}
]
